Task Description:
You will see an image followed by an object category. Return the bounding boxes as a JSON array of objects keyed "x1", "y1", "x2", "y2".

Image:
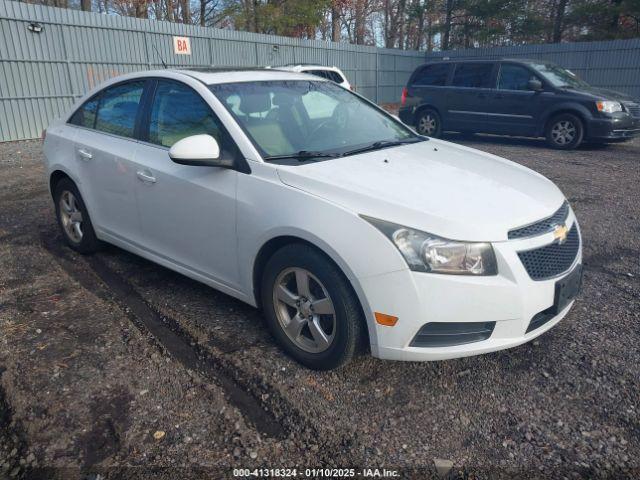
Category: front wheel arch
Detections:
[{"x1": 252, "y1": 235, "x2": 371, "y2": 350}]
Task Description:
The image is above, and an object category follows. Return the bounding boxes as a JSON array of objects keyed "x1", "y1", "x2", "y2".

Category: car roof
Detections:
[
  {"x1": 422, "y1": 58, "x2": 549, "y2": 65},
  {"x1": 172, "y1": 67, "x2": 327, "y2": 84}
]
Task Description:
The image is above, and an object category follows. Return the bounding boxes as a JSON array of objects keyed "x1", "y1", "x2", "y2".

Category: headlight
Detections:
[
  {"x1": 596, "y1": 101, "x2": 622, "y2": 113},
  {"x1": 363, "y1": 216, "x2": 497, "y2": 275}
]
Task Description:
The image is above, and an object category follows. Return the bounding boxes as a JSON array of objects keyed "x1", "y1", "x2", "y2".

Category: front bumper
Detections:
[
  {"x1": 362, "y1": 212, "x2": 582, "y2": 362},
  {"x1": 586, "y1": 114, "x2": 640, "y2": 141}
]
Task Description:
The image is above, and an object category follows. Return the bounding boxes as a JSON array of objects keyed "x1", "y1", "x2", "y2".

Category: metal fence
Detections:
[
  {"x1": 426, "y1": 39, "x2": 640, "y2": 99},
  {"x1": 0, "y1": 0, "x2": 424, "y2": 142}
]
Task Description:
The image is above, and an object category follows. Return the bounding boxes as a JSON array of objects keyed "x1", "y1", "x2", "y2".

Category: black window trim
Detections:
[{"x1": 138, "y1": 77, "x2": 251, "y2": 174}]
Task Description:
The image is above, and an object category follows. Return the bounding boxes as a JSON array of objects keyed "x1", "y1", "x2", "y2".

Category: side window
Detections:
[
  {"x1": 325, "y1": 71, "x2": 344, "y2": 84},
  {"x1": 412, "y1": 64, "x2": 450, "y2": 86},
  {"x1": 69, "y1": 96, "x2": 99, "y2": 129},
  {"x1": 498, "y1": 64, "x2": 535, "y2": 91},
  {"x1": 94, "y1": 81, "x2": 144, "y2": 138},
  {"x1": 308, "y1": 70, "x2": 329, "y2": 80},
  {"x1": 148, "y1": 80, "x2": 224, "y2": 148},
  {"x1": 451, "y1": 63, "x2": 495, "y2": 88}
]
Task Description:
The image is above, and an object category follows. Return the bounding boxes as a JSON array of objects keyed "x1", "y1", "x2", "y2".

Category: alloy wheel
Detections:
[
  {"x1": 59, "y1": 190, "x2": 83, "y2": 243},
  {"x1": 551, "y1": 120, "x2": 576, "y2": 146},
  {"x1": 272, "y1": 267, "x2": 336, "y2": 353},
  {"x1": 418, "y1": 114, "x2": 437, "y2": 135}
]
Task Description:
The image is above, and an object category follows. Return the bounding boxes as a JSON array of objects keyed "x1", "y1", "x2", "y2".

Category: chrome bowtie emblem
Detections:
[{"x1": 553, "y1": 224, "x2": 569, "y2": 244}]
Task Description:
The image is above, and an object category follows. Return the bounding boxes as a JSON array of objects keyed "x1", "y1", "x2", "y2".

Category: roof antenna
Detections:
[{"x1": 152, "y1": 43, "x2": 168, "y2": 69}]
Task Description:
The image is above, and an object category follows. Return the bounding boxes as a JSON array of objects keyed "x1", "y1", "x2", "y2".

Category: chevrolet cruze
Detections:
[{"x1": 43, "y1": 68, "x2": 583, "y2": 370}]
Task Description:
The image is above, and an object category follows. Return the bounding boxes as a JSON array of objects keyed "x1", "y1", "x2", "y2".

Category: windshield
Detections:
[
  {"x1": 529, "y1": 63, "x2": 589, "y2": 88},
  {"x1": 209, "y1": 80, "x2": 418, "y2": 160}
]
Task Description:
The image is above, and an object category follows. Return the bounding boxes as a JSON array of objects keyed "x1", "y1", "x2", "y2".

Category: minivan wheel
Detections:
[
  {"x1": 261, "y1": 244, "x2": 365, "y2": 370},
  {"x1": 546, "y1": 113, "x2": 584, "y2": 149},
  {"x1": 416, "y1": 108, "x2": 442, "y2": 137},
  {"x1": 53, "y1": 178, "x2": 101, "y2": 254}
]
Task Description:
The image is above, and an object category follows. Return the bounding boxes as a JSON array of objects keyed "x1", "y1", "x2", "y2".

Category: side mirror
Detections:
[
  {"x1": 169, "y1": 134, "x2": 234, "y2": 168},
  {"x1": 528, "y1": 79, "x2": 543, "y2": 92}
]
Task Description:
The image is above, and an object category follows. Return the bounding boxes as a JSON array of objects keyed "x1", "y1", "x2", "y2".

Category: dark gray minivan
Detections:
[{"x1": 399, "y1": 59, "x2": 640, "y2": 149}]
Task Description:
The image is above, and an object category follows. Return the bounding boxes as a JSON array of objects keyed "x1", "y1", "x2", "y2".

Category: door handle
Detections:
[
  {"x1": 77, "y1": 148, "x2": 93, "y2": 160},
  {"x1": 136, "y1": 170, "x2": 156, "y2": 184}
]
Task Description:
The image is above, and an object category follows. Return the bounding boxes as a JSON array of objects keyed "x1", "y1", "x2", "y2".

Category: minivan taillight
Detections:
[{"x1": 401, "y1": 87, "x2": 408, "y2": 106}]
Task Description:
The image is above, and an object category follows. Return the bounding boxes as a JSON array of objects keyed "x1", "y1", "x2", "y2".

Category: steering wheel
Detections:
[{"x1": 307, "y1": 104, "x2": 350, "y2": 141}]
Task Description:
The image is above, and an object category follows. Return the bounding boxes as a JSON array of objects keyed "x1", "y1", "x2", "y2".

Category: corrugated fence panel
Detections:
[
  {"x1": 427, "y1": 39, "x2": 640, "y2": 99},
  {"x1": 0, "y1": 0, "x2": 423, "y2": 141}
]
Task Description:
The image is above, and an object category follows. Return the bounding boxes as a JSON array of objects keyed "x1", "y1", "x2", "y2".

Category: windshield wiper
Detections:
[
  {"x1": 263, "y1": 150, "x2": 339, "y2": 162},
  {"x1": 340, "y1": 137, "x2": 424, "y2": 157}
]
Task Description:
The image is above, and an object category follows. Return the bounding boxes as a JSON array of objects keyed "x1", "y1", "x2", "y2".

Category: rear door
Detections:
[
  {"x1": 445, "y1": 62, "x2": 497, "y2": 132},
  {"x1": 405, "y1": 63, "x2": 451, "y2": 121},
  {"x1": 484, "y1": 63, "x2": 548, "y2": 135},
  {"x1": 71, "y1": 80, "x2": 148, "y2": 244},
  {"x1": 132, "y1": 79, "x2": 242, "y2": 289}
]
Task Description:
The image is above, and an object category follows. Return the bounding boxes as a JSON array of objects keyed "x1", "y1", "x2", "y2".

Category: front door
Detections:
[
  {"x1": 133, "y1": 79, "x2": 241, "y2": 290},
  {"x1": 485, "y1": 63, "x2": 548, "y2": 136}
]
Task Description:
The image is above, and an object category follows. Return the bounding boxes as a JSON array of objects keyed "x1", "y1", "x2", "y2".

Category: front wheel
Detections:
[
  {"x1": 260, "y1": 244, "x2": 365, "y2": 370},
  {"x1": 415, "y1": 108, "x2": 442, "y2": 138},
  {"x1": 545, "y1": 113, "x2": 584, "y2": 150}
]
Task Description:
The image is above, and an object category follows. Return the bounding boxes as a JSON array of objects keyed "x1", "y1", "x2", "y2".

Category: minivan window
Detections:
[
  {"x1": 529, "y1": 63, "x2": 589, "y2": 88},
  {"x1": 498, "y1": 64, "x2": 535, "y2": 91},
  {"x1": 412, "y1": 64, "x2": 450, "y2": 86},
  {"x1": 94, "y1": 81, "x2": 144, "y2": 138},
  {"x1": 69, "y1": 96, "x2": 99, "y2": 129},
  {"x1": 148, "y1": 80, "x2": 222, "y2": 148},
  {"x1": 452, "y1": 63, "x2": 494, "y2": 88}
]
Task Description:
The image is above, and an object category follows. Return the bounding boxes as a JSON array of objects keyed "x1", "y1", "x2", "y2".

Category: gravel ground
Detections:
[{"x1": 0, "y1": 134, "x2": 638, "y2": 480}]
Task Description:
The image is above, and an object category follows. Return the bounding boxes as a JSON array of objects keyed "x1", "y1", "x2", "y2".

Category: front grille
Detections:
[
  {"x1": 517, "y1": 224, "x2": 580, "y2": 280},
  {"x1": 410, "y1": 322, "x2": 495, "y2": 347},
  {"x1": 508, "y1": 202, "x2": 569, "y2": 240},
  {"x1": 623, "y1": 102, "x2": 640, "y2": 118}
]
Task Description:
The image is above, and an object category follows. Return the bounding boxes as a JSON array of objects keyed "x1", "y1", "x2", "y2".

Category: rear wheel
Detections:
[
  {"x1": 53, "y1": 178, "x2": 101, "y2": 254},
  {"x1": 545, "y1": 113, "x2": 584, "y2": 150},
  {"x1": 415, "y1": 108, "x2": 442, "y2": 138},
  {"x1": 260, "y1": 244, "x2": 365, "y2": 370}
]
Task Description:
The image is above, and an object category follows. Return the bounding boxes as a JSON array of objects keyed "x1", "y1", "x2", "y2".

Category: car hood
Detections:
[
  {"x1": 563, "y1": 85, "x2": 637, "y2": 103},
  {"x1": 276, "y1": 139, "x2": 566, "y2": 242}
]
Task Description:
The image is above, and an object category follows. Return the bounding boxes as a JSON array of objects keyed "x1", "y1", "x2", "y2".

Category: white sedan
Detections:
[{"x1": 43, "y1": 68, "x2": 582, "y2": 370}]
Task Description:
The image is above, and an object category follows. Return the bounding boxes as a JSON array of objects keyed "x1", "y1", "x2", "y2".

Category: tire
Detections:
[
  {"x1": 415, "y1": 108, "x2": 442, "y2": 138},
  {"x1": 53, "y1": 178, "x2": 101, "y2": 254},
  {"x1": 260, "y1": 243, "x2": 365, "y2": 370},
  {"x1": 545, "y1": 113, "x2": 584, "y2": 150}
]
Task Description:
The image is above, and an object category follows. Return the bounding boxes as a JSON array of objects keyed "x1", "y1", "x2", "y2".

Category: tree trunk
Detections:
[
  {"x1": 200, "y1": 0, "x2": 206, "y2": 26},
  {"x1": 165, "y1": 0, "x2": 174, "y2": 22},
  {"x1": 552, "y1": 0, "x2": 567, "y2": 42},
  {"x1": 181, "y1": 0, "x2": 191, "y2": 23},
  {"x1": 135, "y1": 0, "x2": 148, "y2": 18},
  {"x1": 80, "y1": 0, "x2": 91, "y2": 12},
  {"x1": 331, "y1": 1, "x2": 341, "y2": 42},
  {"x1": 442, "y1": 0, "x2": 454, "y2": 50},
  {"x1": 355, "y1": 0, "x2": 366, "y2": 44}
]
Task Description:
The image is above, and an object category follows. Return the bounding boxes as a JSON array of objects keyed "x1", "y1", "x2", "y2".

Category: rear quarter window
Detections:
[
  {"x1": 69, "y1": 97, "x2": 99, "y2": 129},
  {"x1": 412, "y1": 64, "x2": 450, "y2": 86}
]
